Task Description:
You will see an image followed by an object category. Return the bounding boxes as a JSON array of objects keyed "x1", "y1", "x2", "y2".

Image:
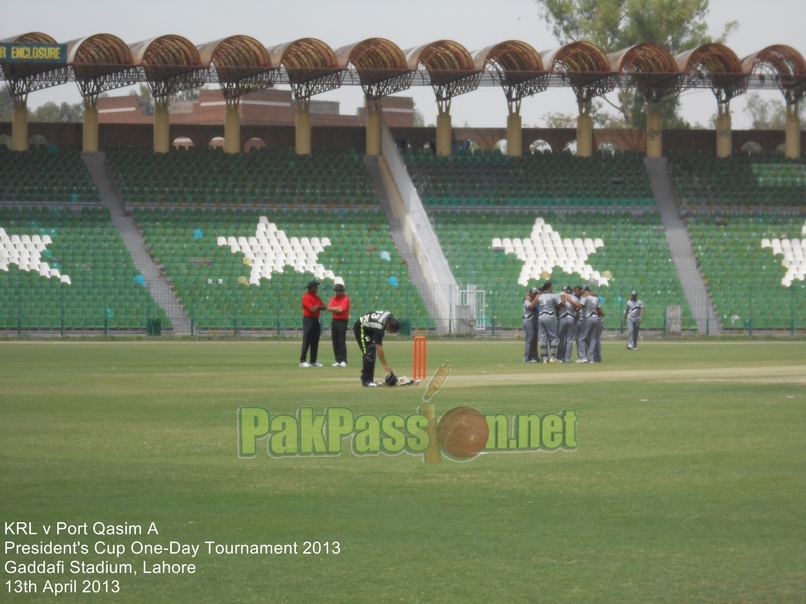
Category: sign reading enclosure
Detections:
[{"x1": 0, "y1": 43, "x2": 67, "y2": 64}]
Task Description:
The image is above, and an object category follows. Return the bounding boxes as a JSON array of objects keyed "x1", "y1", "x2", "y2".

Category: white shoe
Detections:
[
  {"x1": 575, "y1": 358, "x2": 588, "y2": 364},
  {"x1": 362, "y1": 382, "x2": 377, "y2": 388},
  {"x1": 340, "y1": 362, "x2": 348, "y2": 367},
  {"x1": 299, "y1": 362, "x2": 310, "y2": 368},
  {"x1": 311, "y1": 362, "x2": 323, "y2": 367},
  {"x1": 332, "y1": 362, "x2": 341, "y2": 367},
  {"x1": 627, "y1": 344, "x2": 632, "y2": 350}
]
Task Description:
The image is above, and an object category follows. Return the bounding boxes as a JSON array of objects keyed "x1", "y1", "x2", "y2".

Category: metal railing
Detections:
[{"x1": 2, "y1": 275, "x2": 803, "y2": 338}]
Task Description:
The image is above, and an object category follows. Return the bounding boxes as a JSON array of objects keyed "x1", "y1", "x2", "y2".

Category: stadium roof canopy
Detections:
[
  {"x1": 405, "y1": 40, "x2": 479, "y2": 104},
  {"x1": 608, "y1": 42, "x2": 682, "y2": 102},
  {"x1": 267, "y1": 38, "x2": 341, "y2": 100},
  {"x1": 1, "y1": 34, "x2": 804, "y2": 102},
  {"x1": 129, "y1": 35, "x2": 207, "y2": 100},
  {"x1": 0, "y1": 32, "x2": 71, "y2": 97},
  {"x1": 473, "y1": 40, "x2": 548, "y2": 103},
  {"x1": 541, "y1": 41, "x2": 616, "y2": 103},
  {"x1": 676, "y1": 43, "x2": 748, "y2": 106},
  {"x1": 334, "y1": 38, "x2": 412, "y2": 99},
  {"x1": 198, "y1": 35, "x2": 276, "y2": 99},
  {"x1": 65, "y1": 33, "x2": 138, "y2": 98},
  {"x1": 742, "y1": 44, "x2": 806, "y2": 104}
]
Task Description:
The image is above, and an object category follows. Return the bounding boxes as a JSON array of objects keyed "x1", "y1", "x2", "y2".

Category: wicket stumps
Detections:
[{"x1": 413, "y1": 336, "x2": 427, "y2": 380}]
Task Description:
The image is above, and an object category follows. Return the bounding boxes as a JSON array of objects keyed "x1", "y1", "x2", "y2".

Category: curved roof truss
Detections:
[
  {"x1": 129, "y1": 35, "x2": 207, "y2": 100},
  {"x1": 198, "y1": 35, "x2": 276, "y2": 100},
  {"x1": 335, "y1": 38, "x2": 412, "y2": 99},
  {"x1": 609, "y1": 43, "x2": 682, "y2": 102},
  {"x1": 405, "y1": 40, "x2": 479, "y2": 104},
  {"x1": 66, "y1": 34, "x2": 137, "y2": 98},
  {"x1": 742, "y1": 45, "x2": 806, "y2": 105},
  {"x1": 267, "y1": 38, "x2": 341, "y2": 100},
  {"x1": 474, "y1": 40, "x2": 548, "y2": 104},
  {"x1": 677, "y1": 43, "x2": 748, "y2": 106},
  {"x1": 0, "y1": 32, "x2": 71, "y2": 97},
  {"x1": 542, "y1": 41, "x2": 615, "y2": 104}
]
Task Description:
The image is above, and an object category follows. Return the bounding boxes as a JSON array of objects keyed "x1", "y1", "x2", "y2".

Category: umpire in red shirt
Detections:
[
  {"x1": 300, "y1": 280, "x2": 326, "y2": 367},
  {"x1": 327, "y1": 283, "x2": 350, "y2": 367}
]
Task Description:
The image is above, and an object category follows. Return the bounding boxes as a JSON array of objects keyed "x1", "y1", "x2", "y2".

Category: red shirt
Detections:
[
  {"x1": 329, "y1": 294, "x2": 350, "y2": 321},
  {"x1": 302, "y1": 292, "x2": 324, "y2": 318}
]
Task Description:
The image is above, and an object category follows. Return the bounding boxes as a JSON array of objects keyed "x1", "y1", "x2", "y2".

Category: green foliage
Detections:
[
  {"x1": 0, "y1": 86, "x2": 13, "y2": 121},
  {"x1": 541, "y1": 100, "x2": 633, "y2": 128},
  {"x1": 744, "y1": 93, "x2": 806, "y2": 130},
  {"x1": 542, "y1": 111, "x2": 577, "y2": 128},
  {"x1": 129, "y1": 84, "x2": 154, "y2": 115},
  {"x1": 535, "y1": 0, "x2": 738, "y2": 127},
  {"x1": 30, "y1": 101, "x2": 83, "y2": 123},
  {"x1": 535, "y1": 0, "x2": 736, "y2": 54},
  {"x1": 412, "y1": 102, "x2": 425, "y2": 127}
]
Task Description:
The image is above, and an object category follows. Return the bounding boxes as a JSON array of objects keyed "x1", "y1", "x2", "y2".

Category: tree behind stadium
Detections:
[{"x1": 535, "y1": 0, "x2": 738, "y2": 128}]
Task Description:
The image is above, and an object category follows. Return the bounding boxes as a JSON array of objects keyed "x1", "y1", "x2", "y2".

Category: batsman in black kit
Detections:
[{"x1": 353, "y1": 310, "x2": 401, "y2": 387}]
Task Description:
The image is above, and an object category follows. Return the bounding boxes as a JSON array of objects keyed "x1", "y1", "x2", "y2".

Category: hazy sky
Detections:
[{"x1": 2, "y1": 0, "x2": 803, "y2": 129}]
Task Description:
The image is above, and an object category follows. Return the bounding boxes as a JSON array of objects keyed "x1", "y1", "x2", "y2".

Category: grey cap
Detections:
[
  {"x1": 631, "y1": 290, "x2": 637, "y2": 295},
  {"x1": 529, "y1": 287, "x2": 540, "y2": 294},
  {"x1": 334, "y1": 284, "x2": 345, "y2": 292}
]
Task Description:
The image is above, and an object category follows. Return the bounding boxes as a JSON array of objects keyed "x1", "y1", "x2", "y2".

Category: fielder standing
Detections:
[
  {"x1": 573, "y1": 286, "x2": 585, "y2": 361},
  {"x1": 624, "y1": 291, "x2": 645, "y2": 350},
  {"x1": 557, "y1": 285, "x2": 583, "y2": 363},
  {"x1": 537, "y1": 282, "x2": 563, "y2": 363},
  {"x1": 523, "y1": 287, "x2": 539, "y2": 363},
  {"x1": 577, "y1": 288, "x2": 603, "y2": 363}
]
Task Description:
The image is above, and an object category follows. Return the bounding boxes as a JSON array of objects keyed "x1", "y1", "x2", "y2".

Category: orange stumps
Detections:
[{"x1": 413, "y1": 336, "x2": 427, "y2": 381}]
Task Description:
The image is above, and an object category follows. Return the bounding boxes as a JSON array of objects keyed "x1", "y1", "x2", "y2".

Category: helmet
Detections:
[{"x1": 384, "y1": 373, "x2": 399, "y2": 386}]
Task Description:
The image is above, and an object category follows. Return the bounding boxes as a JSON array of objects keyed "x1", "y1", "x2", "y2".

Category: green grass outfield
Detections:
[{"x1": 1, "y1": 340, "x2": 805, "y2": 603}]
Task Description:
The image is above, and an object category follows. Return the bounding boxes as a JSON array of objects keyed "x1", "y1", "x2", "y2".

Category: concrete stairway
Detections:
[
  {"x1": 644, "y1": 157, "x2": 721, "y2": 334},
  {"x1": 81, "y1": 152, "x2": 192, "y2": 335},
  {"x1": 363, "y1": 155, "x2": 439, "y2": 318}
]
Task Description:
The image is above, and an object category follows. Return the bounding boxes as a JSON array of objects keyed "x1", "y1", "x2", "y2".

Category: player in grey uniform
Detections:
[
  {"x1": 592, "y1": 293, "x2": 604, "y2": 362},
  {"x1": 576, "y1": 288, "x2": 603, "y2": 363},
  {"x1": 624, "y1": 291, "x2": 645, "y2": 350},
  {"x1": 522, "y1": 287, "x2": 539, "y2": 363},
  {"x1": 537, "y1": 282, "x2": 564, "y2": 363},
  {"x1": 573, "y1": 286, "x2": 585, "y2": 360},
  {"x1": 557, "y1": 286, "x2": 583, "y2": 363}
]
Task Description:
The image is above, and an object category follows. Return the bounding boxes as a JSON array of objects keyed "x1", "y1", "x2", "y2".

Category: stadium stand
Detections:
[
  {"x1": 0, "y1": 206, "x2": 170, "y2": 330},
  {"x1": 107, "y1": 146, "x2": 376, "y2": 207},
  {"x1": 134, "y1": 207, "x2": 433, "y2": 331},
  {"x1": 0, "y1": 147, "x2": 100, "y2": 203},
  {"x1": 404, "y1": 149, "x2": 656, "y2": 208},
  {"x1": 429, "y1": 209, "x2": 694, "y2": 330},
  {"x1": 688, "y1": 213, "x2": 806, "y2": 329},
  {"x1": 670, "y1": 151, "x2": 806, "y2": 209}
]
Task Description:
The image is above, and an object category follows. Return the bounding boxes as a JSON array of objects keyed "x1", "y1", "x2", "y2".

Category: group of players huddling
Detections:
[{"x1": 523, "y1": 283, "x2": 645, "y2": 364}]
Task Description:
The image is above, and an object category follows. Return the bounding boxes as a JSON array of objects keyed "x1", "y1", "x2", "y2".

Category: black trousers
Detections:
[
  {"x1": 300, "y1": 316, "x2": 321, "y2": 363},
  {"x1": 353, "y1": 322, "x2": 376, "y2": 385},
  {"x1": 331, "y1": 319, "x2": 348, "y2": 363}
]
